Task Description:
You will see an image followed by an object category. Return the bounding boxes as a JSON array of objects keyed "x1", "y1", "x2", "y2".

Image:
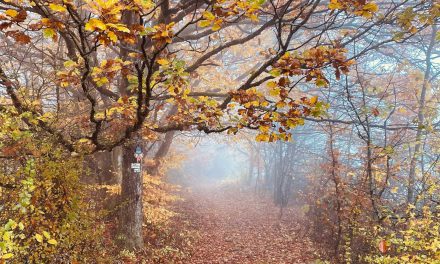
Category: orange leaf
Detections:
[{"x1": 378, "y1": 240, "x2": 388, "y2": 253}]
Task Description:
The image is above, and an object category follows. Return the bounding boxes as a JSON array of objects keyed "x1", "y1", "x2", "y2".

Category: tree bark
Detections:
[
  {"x1": 119, "y1": 141, "x2": 144, "y2": 250},
  {"x1": 328, "y1": 125, "x2": 342, "y2": 259}
]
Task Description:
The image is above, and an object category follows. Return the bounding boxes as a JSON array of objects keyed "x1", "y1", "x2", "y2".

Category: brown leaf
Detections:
[
  {"x1": 371, "y1": 107, "x2": 380, "y2": 117},
  {"x1": 6, "y1": 30, "x2": 31, "y2": 44}
]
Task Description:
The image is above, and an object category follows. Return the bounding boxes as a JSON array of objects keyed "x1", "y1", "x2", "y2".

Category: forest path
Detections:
[{"x1": 178, "y1": 184, "x2": 316, "y2": 264}]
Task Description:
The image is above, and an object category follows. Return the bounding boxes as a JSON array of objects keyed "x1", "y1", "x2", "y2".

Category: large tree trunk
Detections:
[
  {"x1": 119, "y1": 141, "x2": 144, "y2": 250},
  {"x1": 116, "y1": 9, "x2": 145, "y2": 250}
]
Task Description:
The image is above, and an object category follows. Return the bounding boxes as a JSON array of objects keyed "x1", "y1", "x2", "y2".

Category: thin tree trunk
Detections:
[
  {"x1": 407, "y1": 26, "x2": 436, "y2": 204},
  {"x1": 328, "y1": 125, "x2": 342, "y2": 259}
]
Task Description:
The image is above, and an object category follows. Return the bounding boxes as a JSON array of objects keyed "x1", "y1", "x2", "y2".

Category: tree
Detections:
[{"x1": 1, "y1": 0, "x2": 429, "y2": 252}]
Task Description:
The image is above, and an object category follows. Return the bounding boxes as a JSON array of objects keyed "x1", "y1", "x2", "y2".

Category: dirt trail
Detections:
[{"x1": 178, "y1": 184, "x2": 316, "y2": 264}]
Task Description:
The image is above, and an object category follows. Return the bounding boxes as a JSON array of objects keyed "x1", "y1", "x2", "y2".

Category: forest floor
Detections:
[{"x1": 175, "y1": 183, "x2": 317, "y2": 264}]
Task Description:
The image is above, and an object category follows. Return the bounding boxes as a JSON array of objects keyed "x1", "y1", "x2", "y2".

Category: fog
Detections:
[{"x1": 168, "y1": 134, "x2": 248, "y2": 187}]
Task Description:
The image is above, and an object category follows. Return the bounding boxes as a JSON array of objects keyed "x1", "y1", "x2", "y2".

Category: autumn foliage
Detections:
[{"x1": 0, "y1": 0, "x2": 439, "y2": 262}]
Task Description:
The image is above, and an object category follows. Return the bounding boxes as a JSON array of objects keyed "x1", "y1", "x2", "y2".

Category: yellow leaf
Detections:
[
  {"x1": 35, "y1": 233, "x2": 43, "y2": 243},
  {"x1": 259, "y1": 125, "x2": 270, "y2": 133},
  {"x1": 2, "y1": 232, "x2": 10, "y2": 242},
  {"x1": 1, "y1": 253, "x2": 13, "y2": 259},
  {"x1": 269, "y1": 88, "x2": 280, "y2": 96},
  {"x1": 363, "y1": 2, "x2": 379, "y2": 13},
  {"x1": 256, "y1": 133, "x2": 269, "y2": 142},
  {"x1": 49, "y1": 3, "x2": 67, "y2": 12},
  {"x1": 107, "y1": 23, "x2": 131, "y2": 33},
  {"x1": 42, "y1": 231, "x2": 50, "y2": 239},
  {"x1": 310, "y1": 96, "x2": 318, "y2": 105},
  {"x1": 267, "y1": 81, "x2": 277, "y2": 89},
  {"x1": 328, "y1": 0, "x2": 342, "y2": 10},
  {"x1": 357, "y1": 10, "x2": 373, "y2": 18},
  {"x1": 269, "y1": 68, "x2": 281, "y2": 77},
  {"x1": 5, "y1": 9, "x2": 18, "y2": 17},
  {"x1": 202, "y1": 11, "x2": 215, "y2": 21},
  {"x1": 249, "y1": 14, "x2": 259, "y2": 22},
  {"x1": 78, "y1": 138, "x2": 90, "y2": 144},
  {"x1": 43, "y1": 28, "x2": 56, "y2": 39},
  {"x1": 84, "y1": 23, "x2": 93, "y2": 31},
  {"x1": 198, "y1": 20, "x2": 211, "y2": 28},
  {"x1": 85, "y1": 18, "x2": 107, "y2": 31},
  {"x1": 95, "y1": 77, "x2": 109, "y2": 87},
  {"x1": 64, "y1": 60, "x2": 76, "y2": 68},
  {"x1": 47, "y1": 239, "x2": 58, "y2": 245},
  {"x1": 107, "y1": 31, "x2": 118, "y2": 42},
  {"x1": 157, "y1": 58, "x2": 169, "y2": 65},
  {"x1": 276, "y1": 101, "x2": 286, "y2": 108}
]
